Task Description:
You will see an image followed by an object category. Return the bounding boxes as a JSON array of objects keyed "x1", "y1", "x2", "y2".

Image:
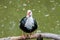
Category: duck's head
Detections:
[{"x1": 26, "y1": 10, "x2": 32, "y2": 18}]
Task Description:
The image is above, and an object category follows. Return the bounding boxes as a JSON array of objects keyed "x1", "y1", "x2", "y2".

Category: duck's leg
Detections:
[
  {"x1": 22, "y1": 32, "x2": 26, "y2": 36},
  {"x1": 21, "y1": 31, "x2": 26, "y2": 39}
]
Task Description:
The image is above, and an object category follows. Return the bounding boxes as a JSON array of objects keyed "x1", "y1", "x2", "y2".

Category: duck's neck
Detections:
[{"x1": 26, "y1": 15, "x2": 33, "y2": 18}]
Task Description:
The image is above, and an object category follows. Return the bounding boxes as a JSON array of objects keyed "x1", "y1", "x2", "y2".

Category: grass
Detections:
[{"x1": 0, "y1": 0, "x2": 60, "y2": 40}]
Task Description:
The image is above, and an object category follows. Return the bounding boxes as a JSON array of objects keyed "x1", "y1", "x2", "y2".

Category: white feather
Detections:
[{"x1": 25, "y1": 17, "x2": 34, "y2": 30}]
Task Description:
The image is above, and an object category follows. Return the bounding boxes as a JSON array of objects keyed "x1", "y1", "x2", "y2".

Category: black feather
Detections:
[{"x1": 19, "y1": 16, "x2": 37, "y2": 33}]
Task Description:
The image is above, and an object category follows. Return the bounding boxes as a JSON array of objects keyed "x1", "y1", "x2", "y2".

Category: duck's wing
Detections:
[{"x1": 20, "y1": 16, "x2": 27, "y2": 25}]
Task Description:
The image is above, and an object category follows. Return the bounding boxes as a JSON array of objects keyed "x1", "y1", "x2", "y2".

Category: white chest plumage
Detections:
[{"x1": 25, "y1": 17, "x2": 34, "y2": 30}]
